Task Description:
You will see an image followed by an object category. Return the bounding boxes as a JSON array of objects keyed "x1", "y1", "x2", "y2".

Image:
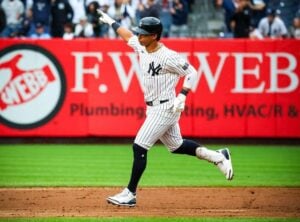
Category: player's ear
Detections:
[{"x1": 152, "y1": 34, "x2": 158, "y2": 40}]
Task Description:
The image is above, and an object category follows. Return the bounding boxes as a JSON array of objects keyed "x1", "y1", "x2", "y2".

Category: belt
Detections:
[{"x1": 146, "y1": 99, "x2": 169, "y2": 106}]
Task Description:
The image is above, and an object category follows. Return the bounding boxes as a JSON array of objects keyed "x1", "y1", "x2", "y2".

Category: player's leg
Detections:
[
  {"x1": 160, "y1": 123, "x2": 218, "y2": 159},
  {"x1": 129, "y1": 110, "x2": 175, "y2": 190},
  {"x1": 106, "y1": 143, "x2": 146, "y2": 207},
  {"x1": 160, "y1": 124, "x2": 233, "y2": 180},
  {"x1": 127, "y1": 143, "x2": 147, "y2": 194},
  {"x1": 174, "y1": 141, "x2": 234, "y2": 180},
  {"x1": 107, "y1": 109, "x2": 173, "y2": 206}
]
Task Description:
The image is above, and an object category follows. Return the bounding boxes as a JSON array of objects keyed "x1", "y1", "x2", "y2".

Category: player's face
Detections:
[{"x1": 138, "y1": 34, "x2": 157, "y2": 47}]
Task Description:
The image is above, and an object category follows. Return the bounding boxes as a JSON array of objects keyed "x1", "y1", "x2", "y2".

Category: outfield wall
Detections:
[{"x1": 0, "y1": 38, "x2": 299, "y2": 138}]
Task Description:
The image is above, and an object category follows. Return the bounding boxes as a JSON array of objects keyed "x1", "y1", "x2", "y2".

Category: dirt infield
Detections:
[{"x1": 0, "y1": 187, "x2": 300, "y2": 218}]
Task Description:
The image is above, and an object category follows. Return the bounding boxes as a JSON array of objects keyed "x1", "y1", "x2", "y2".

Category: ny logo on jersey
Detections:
[{"x1": 148, "y1": 61, "x2": 162, "y2": 76}]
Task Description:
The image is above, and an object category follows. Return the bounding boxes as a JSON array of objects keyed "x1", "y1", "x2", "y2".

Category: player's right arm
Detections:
[
  {"x1": 115, "y1": 26, "x2": 134, "y2": 42},
  {"x1": 97, "y1": 9, "x2": 133, "y2": 42}
]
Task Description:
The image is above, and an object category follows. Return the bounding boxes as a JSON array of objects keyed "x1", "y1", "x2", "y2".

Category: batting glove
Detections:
[
  {"x1": 97, "y1": 9, "x2": 115, "y2": 26},
  {"x1": 172, "y1": 93, "x2": 186, "y2": 113}
]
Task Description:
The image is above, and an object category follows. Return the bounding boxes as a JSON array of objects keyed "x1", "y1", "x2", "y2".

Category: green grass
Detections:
[
  {"x1": 0, "y1": 144, "x2": 299, "y2": 221},
  {"x1": 0, "y1": 144, "x2": 299, "y2": 187},
  {"x1": 0, "y1": 218, "x2": 300, "y2": 222}
]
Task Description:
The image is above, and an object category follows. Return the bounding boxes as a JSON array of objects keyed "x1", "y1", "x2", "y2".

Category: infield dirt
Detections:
[{"x1": 0, "y1": 187, "x2": 300, "y2": 218}]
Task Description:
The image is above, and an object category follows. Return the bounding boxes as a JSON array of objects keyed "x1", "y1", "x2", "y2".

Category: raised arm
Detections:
[{"x1": 97, "y1": 9, "x2": 134, "y2": 42}]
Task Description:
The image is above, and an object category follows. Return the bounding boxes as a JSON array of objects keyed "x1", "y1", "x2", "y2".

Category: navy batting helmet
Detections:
[{"x1": 132, "y1": 17, "x2": 163, "y2": 39}]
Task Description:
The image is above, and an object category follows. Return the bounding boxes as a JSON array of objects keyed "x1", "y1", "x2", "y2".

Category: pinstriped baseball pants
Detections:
[{"x1": 134, "y1": 104, "x2": 183, "y2": 152}]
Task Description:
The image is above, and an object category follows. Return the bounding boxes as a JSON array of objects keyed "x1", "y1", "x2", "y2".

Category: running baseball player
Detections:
[{"x1": 97, "y1": 10, "x2": 234, "y2": 207}]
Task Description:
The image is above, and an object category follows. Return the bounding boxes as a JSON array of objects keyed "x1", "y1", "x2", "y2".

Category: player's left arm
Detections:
[
  {"x1": 181, "y1": 70, "x2": 197, "y2": 93},
  {"x1": 97, "y1": 9, "x2": 133, "y2": 42},
  {"x1": 172, "y1": 60, "x2": 198, "y2": 113}
]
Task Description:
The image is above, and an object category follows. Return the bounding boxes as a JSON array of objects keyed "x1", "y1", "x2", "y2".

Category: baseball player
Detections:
[{"x1": 97, "y1": 10, "x2": 234, "y2": 207}]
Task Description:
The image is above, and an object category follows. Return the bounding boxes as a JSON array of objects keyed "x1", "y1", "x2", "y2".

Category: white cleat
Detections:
[
  {"x1": 215, "y1": 148, "x2": 234, "y2": 180},
  {"x1": 106, "y1": 188, "x2": 136, "y2": 207}
]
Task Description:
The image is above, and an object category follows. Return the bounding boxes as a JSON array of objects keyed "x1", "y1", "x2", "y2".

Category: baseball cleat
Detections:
[
  {"x1": 215, "y1": 148, "x2": 234, "y2": 180},
  {"x1": 106, "y1": 188, "x2": 136, "y2": 207}
]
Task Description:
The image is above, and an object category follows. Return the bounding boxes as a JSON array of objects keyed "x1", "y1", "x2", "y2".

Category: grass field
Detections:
[
  {"x1": 0, "y1": 144, "x2": 299, "y2": 187},
  {"x1": 0, "y1": 143, "x2": 299, "y2": 222}
]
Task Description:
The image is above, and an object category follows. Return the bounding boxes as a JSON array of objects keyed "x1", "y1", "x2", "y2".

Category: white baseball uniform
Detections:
[{"x1": 127, "y1": 35, "x2": 197, "y2": 151}]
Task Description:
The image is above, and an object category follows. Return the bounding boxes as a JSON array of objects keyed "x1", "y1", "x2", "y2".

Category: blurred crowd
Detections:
[
  {"x1": 0, "y1": 0, "x2": 194, "y2": 39},
  {"x1": 0, "y1": 0, "x2": 299, "y2": 39},
  {"x1": 216, "y1": 0, "x2": 300, "y2": 39}
]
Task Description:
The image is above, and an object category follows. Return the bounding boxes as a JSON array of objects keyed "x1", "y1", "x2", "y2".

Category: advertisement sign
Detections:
[{"x1": 0, "y1": 39, "x2": 299, "y2": 138}]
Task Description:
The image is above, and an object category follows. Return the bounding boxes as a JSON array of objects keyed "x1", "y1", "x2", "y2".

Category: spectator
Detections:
[
  {"x1": 0, "y1": 6, "x2": 6, "y2": 33},
  {"x1": 186, "y1": 0, "x2": 194, "y2": 12},
  {"x1": 126, "y1": 0, "x2": 140, "y2": 12},
  {"x1": 85, "y1": 0, "x2": 113, "y2": 8},
  {"x1": 86, "y1": 1, "x2": 102, "y2": 37},
  {"x1": 249, "y1": 27, "x2": 264, "y2": 39},
  {"x1": 30, "y1": 22, "x2": 51, "y2": 38},
  {"x1": 169, "y1": 0, "x2": 189, "y2": 38},
  {"x1": 230, "y1": 0, "x2": 252, "y2": 38},
  {"x1": 248, "y1": 0, "x2": 266, "y2": 28},
  {"x1": 215, "y1": 0, "x2": 239, "y2": 36},
  {"x1": 289, "y1": 15, "x2": 300, "y2": 39},
  {"x1": 74, "y1": 15, "x2": 94, "y2": 37},
  {"x1": 69, "y1": 0, "x2": 86, "y2": 25},
  {"x1": 98, "y1": 2, "x2": 110, "y2": 37},
  {"x1": 267, "y1": 0, "x2": 300, "y2": 29},
  {"x1": 136, "y1": 0, "x2": 161, "y2": 21},
  {"x1": 1, "y1": 0, "x2": 24, "y2": 37},
  {"x1": 51, "y1": 0, "x2": 73, "y2": 37},
  {"x1": 62, "y1": 22, "x2": 74, "y2": 39},
  {"x1": 27, "y1": 0, "x2": 51, "y2": 35},
  {"x1": 107, "y1": 0, "x2": 135, "y2": 38},
  {"x1": 257, "y1": 8, "x2": 288, "y2": 38},
  {"x1": 159, "y1": 0, "x2": 172, "y2": 38},
  {"x1": 20, "y1": 7, "x2": 33, "y2": 36}
]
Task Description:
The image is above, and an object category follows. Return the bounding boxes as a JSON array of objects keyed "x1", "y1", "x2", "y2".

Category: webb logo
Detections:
[{"x1": 0, "y1": 44, "x2": 66, "y2": 129}]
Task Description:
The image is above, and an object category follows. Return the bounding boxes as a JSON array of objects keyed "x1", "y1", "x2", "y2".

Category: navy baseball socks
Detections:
[
  {"x1": 107, "y1": 143, "x2": 147, "y2": 207},
  {"x1": 172, "y1": 139, "x2": 200, "y2": 156},
  {"x1": 127, "y1": 143, "x2": 148, "y2": 193}
]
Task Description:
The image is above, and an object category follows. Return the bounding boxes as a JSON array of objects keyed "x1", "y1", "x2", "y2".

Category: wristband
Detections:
[
  {"x1": 112, "y1": 22, "x2": 121, "y2": 32},
  {"x1": 180, "y1": 88, "x2": 189, "y2": 96}
]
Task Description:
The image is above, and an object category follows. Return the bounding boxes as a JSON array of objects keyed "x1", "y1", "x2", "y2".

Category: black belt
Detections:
[{"x1": 146, "y1": 99, "x2": 169, "y2": 106}]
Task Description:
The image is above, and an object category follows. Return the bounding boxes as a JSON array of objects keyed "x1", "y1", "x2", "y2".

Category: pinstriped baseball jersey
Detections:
[
  {"x1": 127, "y1": 35, "x2": 196, "y2": 151},
  {"x1": 128, "y1": 36, "x2": 196, "y2": 104}
]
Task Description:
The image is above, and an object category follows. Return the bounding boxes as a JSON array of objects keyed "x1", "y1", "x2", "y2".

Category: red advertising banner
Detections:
[{"x1": 0, "y1": 39, "x2": 299, "y2": 138}]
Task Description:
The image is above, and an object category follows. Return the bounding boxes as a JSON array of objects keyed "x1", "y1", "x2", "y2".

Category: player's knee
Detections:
[{"x1": 133, "y1": 143, "x2": 148, "y2": 160}]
